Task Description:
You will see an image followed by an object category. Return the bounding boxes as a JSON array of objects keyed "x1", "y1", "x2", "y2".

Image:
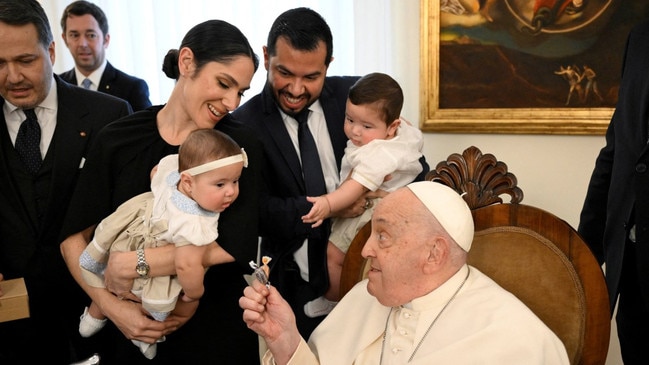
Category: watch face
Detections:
[
  {"x1": 136, "y1": 249, "x2": 149, "y2": 277},
  {"x1": 136, "y1": 263, "x2": 149, "y2": 277}
]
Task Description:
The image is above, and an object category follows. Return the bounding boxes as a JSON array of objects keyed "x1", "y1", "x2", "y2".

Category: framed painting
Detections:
[{"x1": 421, "y1": 0, "x2": 649, "y2": 134}]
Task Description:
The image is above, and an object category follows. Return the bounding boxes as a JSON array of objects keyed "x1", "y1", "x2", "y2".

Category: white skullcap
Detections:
[{"x1": 406, "y1": 181, "x2": 474, "y2": 252}]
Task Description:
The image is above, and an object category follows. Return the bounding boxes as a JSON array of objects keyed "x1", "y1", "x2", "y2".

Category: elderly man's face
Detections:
[{"x1": 361, "y1": 188, "x2": 431, "y2": 307}]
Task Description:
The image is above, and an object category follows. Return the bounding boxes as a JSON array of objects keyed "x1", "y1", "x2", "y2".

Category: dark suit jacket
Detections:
[
  {"x1": 59, "y1": 61, "x2": 152, "y2": 111},
  {"x1": 233, "y1": 77, "x2": 356, "y2": 295},
  {"x1": 0, "y1": 76, "x2": 132, "y2": 363},
  {"x1": 234, "y1": 76, "x2": 430, "y2": 337},
  {"x1": 579, "y1": 20, "x2": 649, "y2": 311}
]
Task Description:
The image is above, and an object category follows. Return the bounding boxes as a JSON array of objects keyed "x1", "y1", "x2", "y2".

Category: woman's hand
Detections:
[
  {"x1": 164, "y1": 300, "x2": 199, "y2": 332},
  {"x1": 104, "y1": 245, "x2": 179, "y2": 301},
  {"x1": 104, "y1": 250, "x2": 138, "y2": 301},
  {"x1": 99, "y1": 294, "x2": 173, "y2": 344}
]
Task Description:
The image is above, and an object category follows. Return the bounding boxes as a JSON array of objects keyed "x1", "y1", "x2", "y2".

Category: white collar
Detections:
[
  {"x1": 404, "y1": 264, "x2": 470, "y2": 311},
  {"x1": 74, "y1": 59, "x2": 108, "y2": 87},
  {"x1": 279, "y1": 99, "x2": 324, "y2": 124}
]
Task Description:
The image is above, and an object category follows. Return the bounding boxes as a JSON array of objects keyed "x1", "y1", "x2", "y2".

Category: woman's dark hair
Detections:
[{"x1": 162, "y1": 19, "x2": 259, "y2": 80}]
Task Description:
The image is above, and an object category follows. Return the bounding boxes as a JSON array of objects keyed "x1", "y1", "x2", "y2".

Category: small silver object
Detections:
[{"x1": 248, "y1": 256, "x2": 272, "y2": 286}]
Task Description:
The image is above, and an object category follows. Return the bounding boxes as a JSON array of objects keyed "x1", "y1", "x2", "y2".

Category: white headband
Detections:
[
  {"x1": 406, "y1": 181, "x2": 474, "y2": 252},
  {"x1": 182, "y1": 148, "x2": 248, "y2": 176}
]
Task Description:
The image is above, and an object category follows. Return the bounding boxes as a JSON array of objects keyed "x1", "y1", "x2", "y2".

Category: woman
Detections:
[{"x1": 60, "y1": 20, "x2": 262, "y2": 364}]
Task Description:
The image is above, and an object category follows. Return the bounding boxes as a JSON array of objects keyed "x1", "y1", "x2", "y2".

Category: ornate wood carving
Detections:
[{"x1": 426, "y1": 146, "x2": 524, "y2": 209}]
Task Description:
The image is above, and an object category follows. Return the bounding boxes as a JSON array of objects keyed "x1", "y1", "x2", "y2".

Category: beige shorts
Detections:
[{"x1": 329, "y1": 198, "x2": 379, "y2": 253}]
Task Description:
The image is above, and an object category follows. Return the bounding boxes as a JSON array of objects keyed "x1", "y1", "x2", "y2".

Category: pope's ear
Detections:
[{"x1": 423, "y1": 236, "x2": 449, "y2": 274}]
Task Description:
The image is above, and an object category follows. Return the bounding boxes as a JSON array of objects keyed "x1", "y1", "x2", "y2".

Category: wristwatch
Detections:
[{"x1": 135, "y1": 248, "x2": 150, "y2": 278}]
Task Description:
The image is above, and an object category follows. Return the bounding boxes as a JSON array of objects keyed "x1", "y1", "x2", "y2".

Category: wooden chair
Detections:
[{"x1": 339, "y1": 146, "x2": 610, "y2": 365}]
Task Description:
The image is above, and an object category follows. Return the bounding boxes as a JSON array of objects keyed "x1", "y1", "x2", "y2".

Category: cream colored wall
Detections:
[
  {"x1": 420, "y1": 134, "x2": 604, "y2": 228},
  {"x1": 390, "y1": 1, "x2": 620, "y2": 363}
]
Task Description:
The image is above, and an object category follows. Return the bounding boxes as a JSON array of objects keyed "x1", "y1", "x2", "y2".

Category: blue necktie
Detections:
[
  {"x1": 296, "y1": 109, "x2": 326, "y2": 196},
  {"x1": 81, "y1": 78, "x2": 92, "y2": 89},
  {"x1": 15, "y1": 108, "x2": 42, "y2": 175}
]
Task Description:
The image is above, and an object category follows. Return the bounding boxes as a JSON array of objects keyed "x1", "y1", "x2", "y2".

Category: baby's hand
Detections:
[{"x1": 301, "y1": 196, "x2": 331, "y2": 228}]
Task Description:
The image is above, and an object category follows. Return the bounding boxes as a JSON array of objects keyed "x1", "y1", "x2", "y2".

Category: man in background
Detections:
[{"x1": 59, "y1": 0, "x2": 151, "y2": 111}]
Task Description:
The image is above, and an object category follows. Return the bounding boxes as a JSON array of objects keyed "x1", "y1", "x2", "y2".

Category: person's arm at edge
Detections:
[{"x1": 577, "y1": 26, "x2": 636, "y2": 263}]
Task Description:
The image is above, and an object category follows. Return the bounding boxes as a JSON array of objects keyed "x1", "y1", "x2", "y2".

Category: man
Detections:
[
  {"x1": 59, "y1": 0, "x2": 152, "y2": 111},
  {"x1": 578, "y1": 19, "x2": 649, "y2": 364},
  {"x1": 0, "y1": 1, "x2": 132, "y2": 363},
  {"x1": 241, "y1": 181, "x2": 569, "y2": 364},
  {"x1": 232, "y1": 7, "x2": 428, "y2": 338}
]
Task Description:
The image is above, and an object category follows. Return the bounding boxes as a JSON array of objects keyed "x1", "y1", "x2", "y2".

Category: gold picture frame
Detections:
[{"x1": 419, "y1": 0, "x2": 628, "y2": 135}]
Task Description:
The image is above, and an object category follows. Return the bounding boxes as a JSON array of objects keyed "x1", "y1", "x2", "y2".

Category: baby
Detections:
[
  {"x1": 78, "y1": 129, "x2": 247, "y2": 358},
  {"x1": 301, "y1": 73, "x2": 423, "y2": 317}
]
